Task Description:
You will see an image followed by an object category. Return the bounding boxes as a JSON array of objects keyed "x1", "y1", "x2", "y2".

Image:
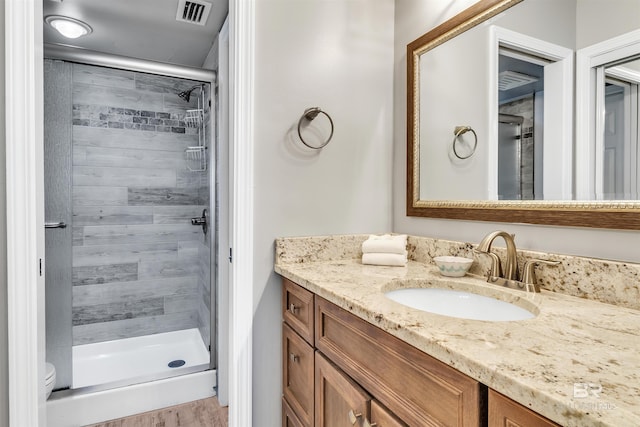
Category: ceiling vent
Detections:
[
  {"x1": 498, "y1": 71, "x2": 538, "y2": 91},
  {"x1": 176, "y1": 0, "x2": 212, "y2": 26}
]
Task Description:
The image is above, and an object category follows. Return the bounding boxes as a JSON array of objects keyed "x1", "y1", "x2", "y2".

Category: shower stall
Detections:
[{"x1": 43, "y1": 54, "x2": 217, "y2": 403}]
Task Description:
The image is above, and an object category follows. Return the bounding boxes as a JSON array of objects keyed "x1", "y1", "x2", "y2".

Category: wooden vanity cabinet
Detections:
[
  {"x1": 371, "y1": 401, "x2": 406, "y2": 427},
  {"x1": 315, "y1": 296, "x2": 484, "y2": 427},
  {"x1": 315, "y1": 352, "x2": 370, "y2": 427},
  {"x1": 282, "y1": 279, "x2": 315, "y2": 427},
  {"x1": 282, "y1": 277, "x2": 564, "y2": 427},
  {"x1": 488, "y1": 390, "x2": 561, "y2": 427}
]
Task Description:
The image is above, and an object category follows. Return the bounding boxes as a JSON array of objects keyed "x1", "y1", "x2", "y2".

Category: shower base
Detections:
[{"x1": 73, "y1": 328, "x2": 210, "y2": 389}]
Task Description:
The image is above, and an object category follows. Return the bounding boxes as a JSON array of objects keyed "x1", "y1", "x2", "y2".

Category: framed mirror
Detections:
[{"x1": 407, "y1": 0, "x2": 640, "y2": 229}]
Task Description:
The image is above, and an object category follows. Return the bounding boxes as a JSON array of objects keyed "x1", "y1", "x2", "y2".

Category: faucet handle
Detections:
[
  {"x1": 522, "y1": 259, "x2": 560, "y2": 292},
  {"x1": 473, "y1": 249, "x2": 503, "y2": 280}
]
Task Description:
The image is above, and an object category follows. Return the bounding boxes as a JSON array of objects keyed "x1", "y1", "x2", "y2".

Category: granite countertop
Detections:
[{"x1": 275, "y1": 257, "x2": 640, "y2": 427}]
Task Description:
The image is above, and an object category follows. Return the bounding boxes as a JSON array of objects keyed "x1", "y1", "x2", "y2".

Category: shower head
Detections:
[{"x1": 177, "y1": 85, "x2": 202, "y2": 103}]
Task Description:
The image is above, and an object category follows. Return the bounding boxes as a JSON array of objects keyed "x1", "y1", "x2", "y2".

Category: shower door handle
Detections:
[
  {"x1": 45, "y1": 221, "x2": 67, "y2": 229},
  {"x1": 190, "y1": 209, "x2": 208, "y2": 235}
]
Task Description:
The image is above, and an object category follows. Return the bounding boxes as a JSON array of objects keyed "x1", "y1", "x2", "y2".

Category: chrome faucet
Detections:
[{"x1": 474, "y1": 231, "x2": 519, "y2": 281}]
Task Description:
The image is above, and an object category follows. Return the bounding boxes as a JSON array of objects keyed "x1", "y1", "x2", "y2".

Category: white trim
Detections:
[
  {"x1": 576, "y1": 29, "x2": 640, "y2": 199},
  {"x1": 46, "y1": 371, "x2": 216, "y2": 427},
  {"x1": 489, "y1": 26, "x2": 573, "y2": 200},
  {"x1": 216, "y1": 16, "x2": 231, "y2": 408},
  {"x1": 228, "y1": 0, "x2": 254, "y2": 425},
  {"x1": 5, "y1": 0, "x2": 46, "y2": 425}
]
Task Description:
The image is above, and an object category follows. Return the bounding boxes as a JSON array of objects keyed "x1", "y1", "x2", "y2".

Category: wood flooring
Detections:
[{"x1": 85, "y1": 397, "x2": 228, "y2": 427}]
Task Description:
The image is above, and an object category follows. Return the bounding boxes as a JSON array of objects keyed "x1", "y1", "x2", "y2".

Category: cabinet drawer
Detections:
[
  {"x1": 283, "y1": 397, "x2": 305, "y2": 427},
  {"x1": 283, "y1": 323, "x2": 314, "y2": 427},
  {"x1": 315, "y1": 352, "x2": 371, "y2": 427},
  {"x1": 283, "y1": 278, "x2": 314, "y2": 345},
  {"x1": 316, "y1": 297, "x2": 484, "y2": 427},
  {"x1": 371, "y1": 400, "x2": 407, "y2": 427},
  {"x1": 489, "y1": 389, "x2": 560, "y2": 427}
]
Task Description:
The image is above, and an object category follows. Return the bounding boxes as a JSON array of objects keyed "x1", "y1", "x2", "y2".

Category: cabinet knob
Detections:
[
  {"x1": 364, "y1": 419, "x2": 377, "y2": 427},
  {"x1": 348, "y1": 409, "x2": 362, "y2": 425},
  {"x1": 289, "y1": 352, "x2": 299, "y2": 363},
  {"x1": 288, "y1": 303, "x2": 299, "y2": 314}
]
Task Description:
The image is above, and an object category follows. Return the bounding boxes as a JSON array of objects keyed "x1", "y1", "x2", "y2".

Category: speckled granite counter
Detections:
[{"x1": 275, "y1": 235, "x2": 640, "y2": 427}]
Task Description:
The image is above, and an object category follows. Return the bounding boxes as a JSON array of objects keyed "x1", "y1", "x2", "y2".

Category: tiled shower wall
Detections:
[
  {"x1": 499, "y1": 95, "x2": 535, "y2": 200},
  {"x1": 70, "y1": 63, "x2": 212, "y2": 346}
]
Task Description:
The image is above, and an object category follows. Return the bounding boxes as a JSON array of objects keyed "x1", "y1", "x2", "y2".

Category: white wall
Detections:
[
  {"x1": 576, "y1": 0, "x2": 640, "y2": 49},
  {"x1": 0, "y1": 0, "x2": 8, "y2": 424},
  {"x1": 393, "y1": 0, "x2": 640, "y2": 263},
  {"x1": 253, "y1": 0, "x2": 394, "y2": 423}
]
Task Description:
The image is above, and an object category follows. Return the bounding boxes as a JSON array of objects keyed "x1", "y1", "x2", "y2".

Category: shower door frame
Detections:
[{"x1": 43, "y1": 45, "x2": 220, "y2": 387}]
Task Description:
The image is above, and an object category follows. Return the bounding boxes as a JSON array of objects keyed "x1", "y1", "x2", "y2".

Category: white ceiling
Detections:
[{"x1": 43, "y1": 0, "x2": 228, "y2": 68}]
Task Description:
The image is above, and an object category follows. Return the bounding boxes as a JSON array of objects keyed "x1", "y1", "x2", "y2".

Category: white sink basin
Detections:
[{"x1": 384, "y1": 288, "x2": 536, "y2": 321}]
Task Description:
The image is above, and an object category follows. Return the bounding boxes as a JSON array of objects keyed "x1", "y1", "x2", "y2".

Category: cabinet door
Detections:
[
  {"x1": 283, "y1": 324, "x2": 314, "y2": 427},
  {"x1": 370, "y1": 400, "x2": 406, "y2": 427},
  {"x1": 283, "y1": 397, "x2": 305, "y2": 427},
  {"x1": 489, "y1": 389, "x2": 560, "y2": 427},
  {"x1": 315, "y1": 352, "x2": 370, "y2": 427}
]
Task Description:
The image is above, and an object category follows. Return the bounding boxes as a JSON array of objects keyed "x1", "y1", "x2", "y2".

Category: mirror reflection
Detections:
[
  {"x1": 602, "y1": 56, "x2": 640, "y2": 200},
  {"x1": 415, "y1": 0, "x2": 640, "y2": 202}
]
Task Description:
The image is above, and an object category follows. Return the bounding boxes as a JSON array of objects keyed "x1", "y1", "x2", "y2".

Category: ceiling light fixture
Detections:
[{"x1": 45, "y1": 15, "x2": 92, "y2": 39}]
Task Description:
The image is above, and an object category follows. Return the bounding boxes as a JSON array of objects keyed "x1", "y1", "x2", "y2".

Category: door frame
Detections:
[
  {"x1": 5, "y1": 1, "x2": 255, "y2": 426},
  {"x1": 489, "y1": 26, "x2": 573, "y2": 200}
]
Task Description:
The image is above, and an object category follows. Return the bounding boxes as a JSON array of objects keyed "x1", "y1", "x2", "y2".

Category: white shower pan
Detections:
[{"x1": 73, "y1": 328, "x2": 210, "y2": 389}]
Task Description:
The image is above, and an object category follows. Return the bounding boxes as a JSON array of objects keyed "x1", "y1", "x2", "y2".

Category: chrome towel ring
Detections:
[
  {"x1": 452, "y1": 125, "x2": 477, "y2": 159},
  {"x1": 297, "y1": 107, "x2": 334, "y2": 149}
]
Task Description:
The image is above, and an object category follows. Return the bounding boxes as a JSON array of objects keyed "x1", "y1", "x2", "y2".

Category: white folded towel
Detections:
[
  {"x1": 362, "y1": 234, "x2": 407, "y2": 255},
  {"x1": 362, "y1": 252, "x2": 407, "y2": 267}
]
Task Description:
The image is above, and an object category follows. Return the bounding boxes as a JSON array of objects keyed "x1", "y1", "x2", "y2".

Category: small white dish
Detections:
[{"x1": 433, "y1": 256, "x2": 473, "y2": 277}]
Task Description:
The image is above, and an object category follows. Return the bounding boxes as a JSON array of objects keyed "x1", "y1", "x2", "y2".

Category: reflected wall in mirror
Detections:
[{"x1": 407, "y1": 0, "x2": 640, "y2": 229}]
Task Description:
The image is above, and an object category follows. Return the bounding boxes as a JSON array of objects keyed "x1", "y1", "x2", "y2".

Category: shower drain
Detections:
[{"x1": 168, "y1": 359, "x2": 186, "y2": 368}]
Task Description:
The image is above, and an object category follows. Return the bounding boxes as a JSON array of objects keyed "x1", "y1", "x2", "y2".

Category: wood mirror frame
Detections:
[{"x1": 407, "y1": 0, "x2": 640, "y2": 230}]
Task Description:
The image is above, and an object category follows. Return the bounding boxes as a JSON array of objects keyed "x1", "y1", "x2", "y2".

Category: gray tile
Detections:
[
  {"x1": 72, "y1": 242, "x2": 179, "y2": 267},
  {"x1": 72, "y1": 311, "x2": 198, "y2": 345},
  {"x1": 164, "y1": 293, "x2": 200, "y2": 314},
  {"x1": 73, "y1": 206, "x2": 154, "y2": 226},
  {"x1": 72, "y1": 276, "x2": 199, "y2": 306},
  {"x1": 152, "y1": 205, "x2": 207, "y2": 224},
  {"x1": 73, "y1": 146, "x2": 187, "y2": 169},
  {"x1": 73, "y1": 166, "x2": 176, "y2": 187},
  {"x1": 82, "y1": 223, "x2": 202, "y2": 246},
  {"x1": 73, "y1": 83, "x2": 164, "y2": 111},
  {"x1": 135, "y1": 73, "x2": 202, "y2": 95},
  {"x1": 138, "y1": 258, "x2": 200, "y2": 279},
  {"x1": 73, "y1": 186, "x2": 128, "y2": 207},
  {"x1": 73, "y1": 226, "x2": 84, "y2": 246},
  {"x1": 73, "y1": 125, "x2": 197, "y2": 152},
  {"x1": 128, "y1": 187, "x2": 201, "y2": 205},
  {"x1": 73, "y1": 64, "x2": 135, "y2": 89},
  {"x1": 72, "y1": 297, "x2": 164, "y2": 326},
  {"x1": 72, "y1": 263, "x2": 138, "y2": 286}
]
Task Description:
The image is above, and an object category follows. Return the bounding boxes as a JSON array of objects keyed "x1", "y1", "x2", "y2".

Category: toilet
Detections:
[{"x1": 45, "y1": 363, "x2": 56, "y2": 399}]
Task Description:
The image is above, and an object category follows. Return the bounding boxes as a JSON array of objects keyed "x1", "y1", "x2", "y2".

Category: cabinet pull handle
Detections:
[
  {"x1": 348, "y1": 409, "x2": 362, "y2": 425},
  {"x1": 289, "y1": 352, "x2": 299, "y2": 363},
  {"x1": 364, "y1": 419, "x2": 377, "y2": 427},
  {"x1": 288, "y1": 303, "x2": 299, "y2": 314}
]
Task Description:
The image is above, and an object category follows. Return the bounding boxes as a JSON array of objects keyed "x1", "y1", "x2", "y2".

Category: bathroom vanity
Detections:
[{"x1": 275, "y1": 235, "x2": 640, "y2": 427}]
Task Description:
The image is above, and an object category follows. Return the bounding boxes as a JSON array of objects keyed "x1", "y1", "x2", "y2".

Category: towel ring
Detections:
[
  {"x1": 452, "y1": 125, "x2": 477, "y2": 159},
  {"x1": 297, "y1": 107, "x2": 334, "y2": 149}
]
